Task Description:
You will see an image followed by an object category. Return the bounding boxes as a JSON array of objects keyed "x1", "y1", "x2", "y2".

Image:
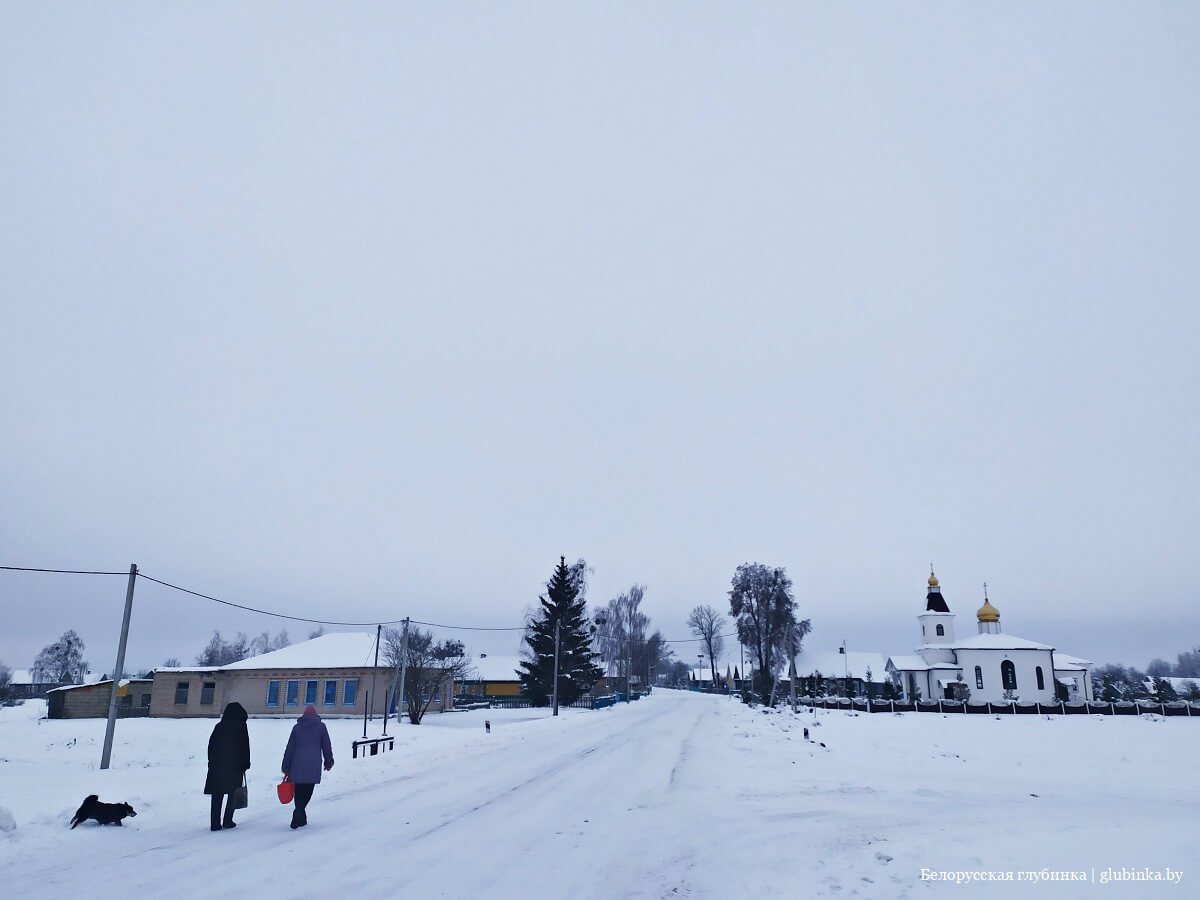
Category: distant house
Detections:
[
  {"x1": 454, "y1": 654, "x2": 523, "y2": 701},
  {"x1": 6, "y1": 668, "x2": 102, "y2": 702},
  {"x1": 787, "y1": 650, "x2": 889, "y2": 697},
  {"x1": 148, "y1": 632, "x2": 455, "y2": 718},
  {"x1": 47, "y1": 678, "x2": 153, "y2": 719}
]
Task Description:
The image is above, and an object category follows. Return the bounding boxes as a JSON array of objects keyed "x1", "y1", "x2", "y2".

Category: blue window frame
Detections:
[
  {"x1": 267, "y1": 680, "x2": 280, "y2": 707},
  {"x1": 343, "y1": 679, "x2": 358, "y2": 706},
  {"x1": 305, "y1": 680, "x2": 318, "y2": 705},
  {"x1": 323, "y1": 680, "x2": 336, "y2": 705},
  {"x1": 286, "y1": 680, "x2": 299, "y2": 706}
]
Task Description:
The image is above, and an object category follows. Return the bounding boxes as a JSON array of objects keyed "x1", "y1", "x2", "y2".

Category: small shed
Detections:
[{"x1": 47, "y1": 679, "x2": 153, "y2": 718}]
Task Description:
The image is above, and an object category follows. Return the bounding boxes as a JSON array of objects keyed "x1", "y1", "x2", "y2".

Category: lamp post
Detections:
[{"x1": 591, "y1": 613, "x2": 607, "y2": 698}]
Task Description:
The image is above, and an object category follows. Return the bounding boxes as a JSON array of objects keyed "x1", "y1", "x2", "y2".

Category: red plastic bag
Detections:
[{"x1": 277, "y1": 778, "x2": 294, "y2": 804}]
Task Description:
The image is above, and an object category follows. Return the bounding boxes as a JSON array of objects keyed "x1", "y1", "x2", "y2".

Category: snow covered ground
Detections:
[{"x1": 0, "y1": 690, "x2": 1193, "y2": 899}]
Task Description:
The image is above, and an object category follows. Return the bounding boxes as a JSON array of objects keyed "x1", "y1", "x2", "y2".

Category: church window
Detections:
[
  {"x1": 935, "y1": 624, "x2": 944, "y2": 636},
  {"x1": 1001, "y1": 660, "x2": 1017, "y2": 691},
  {"x1": 975, "y1": 666, "x2": 983, "y2": 690},
  {"x1": 1036, "y1": 666, "x2": 1045, "y2": 691}
]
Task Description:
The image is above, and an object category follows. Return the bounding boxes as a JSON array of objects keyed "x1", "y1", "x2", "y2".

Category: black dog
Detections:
[{"x1": 70, "y1": 795, "x2": 137, "y2": 828}]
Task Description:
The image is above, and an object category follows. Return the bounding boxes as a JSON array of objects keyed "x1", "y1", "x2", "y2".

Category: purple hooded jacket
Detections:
[{"x1": 282, "y1": 705, "x2": 334, "y2": 785}]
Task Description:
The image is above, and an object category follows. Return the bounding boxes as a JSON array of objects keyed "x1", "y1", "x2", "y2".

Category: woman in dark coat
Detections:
[
  {"x1": 281, "y1": 704, "x2": 334, "y2": 829},
  {"x1": 205, "y1": 701, "x2": 250, "y2": 831}
]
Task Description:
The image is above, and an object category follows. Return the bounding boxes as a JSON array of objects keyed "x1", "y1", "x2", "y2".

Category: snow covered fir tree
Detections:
[{"x1": 518, "y1": 557, "x2": 604, "y2": 707}]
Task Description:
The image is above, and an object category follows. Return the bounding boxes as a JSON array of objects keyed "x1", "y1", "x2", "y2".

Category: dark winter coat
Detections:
[
  {"x1": 281, "y1": 707, "x2": 334, "y2": 785},
  {"x1": 204, "y1": 702, "x2": 250, "y2": 795}
]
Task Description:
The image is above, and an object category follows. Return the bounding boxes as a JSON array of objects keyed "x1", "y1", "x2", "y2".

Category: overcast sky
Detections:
[{"x1": 2, "y1": 4, "x2": 1197, "y2": 677}]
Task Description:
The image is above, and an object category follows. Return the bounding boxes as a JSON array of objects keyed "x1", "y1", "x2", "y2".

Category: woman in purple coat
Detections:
[{"x1": 281, "y1": 704, "x2": 334, "y2": 829}]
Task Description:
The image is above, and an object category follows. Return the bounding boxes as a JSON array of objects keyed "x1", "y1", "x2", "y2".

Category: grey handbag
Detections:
[{"x1": 233, "y1": 775, "x2": 248, "y2": 810}]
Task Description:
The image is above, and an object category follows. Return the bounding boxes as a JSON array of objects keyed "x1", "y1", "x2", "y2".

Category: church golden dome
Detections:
[
  {"x1": 977, "y1": 598, "x2": 1000, "y2": 623},
  {"x1": 928, "y1": 571, "x2": 939, "y2": 587}
]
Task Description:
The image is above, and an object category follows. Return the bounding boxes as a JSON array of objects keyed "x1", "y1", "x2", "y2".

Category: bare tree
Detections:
[
  {"x1": 0, "y1": 661, "x2": 10, "y2": 702},
  {"x1": 32, "y1": 630, "x2": 88, "y2": 684},
  {"x1": 594, "y1": 585, "x2": 649, "y2": 692},
  {"x1": 686, "y1": 605, "x2": 726, "y2": 687},
  {"x1": 728, "y1": 564, "x2": 810, "y2": 703},
  {"x1": 196, "y1": 631, "x2": 250, "y2": 666},
  {"x1": 384, "y1": 627, "x2": 474, "y2": 724}
]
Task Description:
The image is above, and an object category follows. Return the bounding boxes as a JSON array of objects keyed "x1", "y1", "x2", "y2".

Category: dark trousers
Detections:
[
  {"x1": 293, "y1": 783, "x2": 315, "y2": 822},
  {"x1": 210, "y1": 793, "x2": 235, "y2": 828}
]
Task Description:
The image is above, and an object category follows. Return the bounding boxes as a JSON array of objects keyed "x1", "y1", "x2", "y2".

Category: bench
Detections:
[{"x1": 352, "y1": 736, "x2": 395, "y2": 759}]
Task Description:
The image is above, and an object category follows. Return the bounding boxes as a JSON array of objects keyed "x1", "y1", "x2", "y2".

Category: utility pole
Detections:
[
  {"x1": 551, "y1": 619, "x2": 562, "y2": 716},
  {"x1": 788, "y1": 622, "x2": 797, "y2": 713},
  {"x1": 396, "y1": 617, "x2": 410, "y2": 725},
  {"x1": 369, "y1": 624, "x2": 381, "y2": 722},
  {"x1": 101, "y1": 564, "x2": 137, "y2": 770}
]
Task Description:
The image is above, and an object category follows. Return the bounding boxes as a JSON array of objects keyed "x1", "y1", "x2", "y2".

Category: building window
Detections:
[
  {"x1": 266, "y1": 680, "x2": 280, "y2": 707},
  {"x1": 305, "y1": 680, "x2": 318, "y2": 705},
  {"x1": 140, "y1": 693, "x2": 151, "y2": 707},
  {"x1": 323, "y1": 680, "x2": 336, "y2": 705},
  {"x1": 975, "y1": 666, "x2": 983, "y2": 690},
  {"x1": 200, "y1": 682, "x2": 216, "y2": 705},
  {"x1": 286, "y1": 680, "x2": 299, "y2": 706},
  {"x1": 935, "y1": 624, "x2": 945, "y2": 636},
  {"x1": 1036, "y1": 666, "x2": 1045, "y2": 691},
  {"x1": 121, "y1": 694, "x2": 132, "y2": 707},
  {"x1": 1001, "y1": 660, "x2": 1017, "y2": 691},
  {"x1": 174, "y1": 682, "x2": 190, "y2": 705},
  {"x1": 343, "y1": 679, "x2": 358, "y2": 705}
]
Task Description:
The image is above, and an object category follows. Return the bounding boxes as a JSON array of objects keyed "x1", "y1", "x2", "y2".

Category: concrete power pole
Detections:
[
  {"x1": 101, "y1": 564, "x2": 137, "y2": 770},
  {"x1": 551, "y1": 619, "x2": 562, "y2": 716}
]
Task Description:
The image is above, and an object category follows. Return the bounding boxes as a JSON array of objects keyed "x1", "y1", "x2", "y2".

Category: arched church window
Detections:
[
  {"x1": 1036, "y1": 666, "x2": 1045, "y2": 691},
  {"x1": 935, "y1": 624, "x2": 944, "y2": 636},
  {"x1": 1001, "y1": 660, "x2": 1017, "y2": 691},
  {"x1": 975, "y1": 666, "x2": 983, "y2": 690}
]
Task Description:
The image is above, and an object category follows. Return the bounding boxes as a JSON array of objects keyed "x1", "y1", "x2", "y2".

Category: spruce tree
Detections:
[{"x1": 519, "y1": 557, "x2": 603, "y2": 707}]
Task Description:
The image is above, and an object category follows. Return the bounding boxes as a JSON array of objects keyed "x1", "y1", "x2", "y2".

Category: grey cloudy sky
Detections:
[{"x1": 2, "y1": 4, "x2": 1197, "y2": 676}]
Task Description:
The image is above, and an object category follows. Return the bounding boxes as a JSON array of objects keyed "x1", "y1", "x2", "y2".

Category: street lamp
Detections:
[{"x1": 591, "y1": 614, "x2": 607, "y2": 697}]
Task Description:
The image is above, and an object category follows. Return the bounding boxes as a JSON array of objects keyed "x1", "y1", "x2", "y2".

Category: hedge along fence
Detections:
[{"x1": 798, "y1": 697, "x2": 1200, "y2": 717}]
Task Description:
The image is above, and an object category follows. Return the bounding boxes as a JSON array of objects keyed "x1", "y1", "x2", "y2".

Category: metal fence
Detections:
[{"x1": 797, "y1": 697, "x2": 1199, "y2": 717}]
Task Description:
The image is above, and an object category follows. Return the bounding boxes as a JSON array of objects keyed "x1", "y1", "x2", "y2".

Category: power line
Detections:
[
  {"x1": 135, "y1": 572, "x2": 410, "y2": 628},
  {"x1": 409, "y1": 619, "x2": 526, "y2": 632},
  {"x1": 4, "y1": 562, "x2": 747, "y2": 644},
  {"x1": 1, "y1": 565, "x2": 128, "y2": 576}
]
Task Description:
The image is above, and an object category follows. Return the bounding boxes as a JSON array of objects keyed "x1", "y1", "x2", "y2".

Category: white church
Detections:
[{"x1": 886, "y1": 571, "x2": 1094, "y2": 704}]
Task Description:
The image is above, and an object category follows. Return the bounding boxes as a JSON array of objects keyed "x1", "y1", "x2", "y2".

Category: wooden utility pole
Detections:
[{"x1": 101, "y1": 564, "x2": 137, "y2": 770}]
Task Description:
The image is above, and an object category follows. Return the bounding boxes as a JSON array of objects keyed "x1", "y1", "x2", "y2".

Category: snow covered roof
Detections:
[
  {"x1": 1053, "y1": 653, "x2": 1093, "y2": 668},
  {"x1": 218, "y1": 631, "x2": 383, "y2": 670},
  {"x1": 46, "y1": 678, "x2": 148, "y2": 694},
  {"x1": 950, "y1": 633, "x2": 1055, "y2": 652},
  {"x1": 790, "y1": 651, "x2": 888, "y2": 681},
  {"x1": 887, "y1": 655, "x2": 931, "y2": 672},
  {"x1": 6, "y1": 668, "x2": 103, "y2": 685},
  {"x1": 469, "y1": 655, "x2": 523, "y2": 682}
]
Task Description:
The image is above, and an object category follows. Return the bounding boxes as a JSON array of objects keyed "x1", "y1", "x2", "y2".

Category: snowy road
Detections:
[{"x1": 3, "y1": 690, "x2": 1195, "y2": 899}]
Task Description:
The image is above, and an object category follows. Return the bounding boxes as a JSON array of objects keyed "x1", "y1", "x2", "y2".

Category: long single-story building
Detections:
[
  {"x1": 454, "y1": 654, "x2": 523, "y2": 701},
  {"x1": 149, "y1": 632, "x2": 455, "y2": 718}
]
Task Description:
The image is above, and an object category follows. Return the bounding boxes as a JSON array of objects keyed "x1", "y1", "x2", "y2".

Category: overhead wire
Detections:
[{"x1": 4, "y1": 563, "x2": 747, "y2": 644}]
